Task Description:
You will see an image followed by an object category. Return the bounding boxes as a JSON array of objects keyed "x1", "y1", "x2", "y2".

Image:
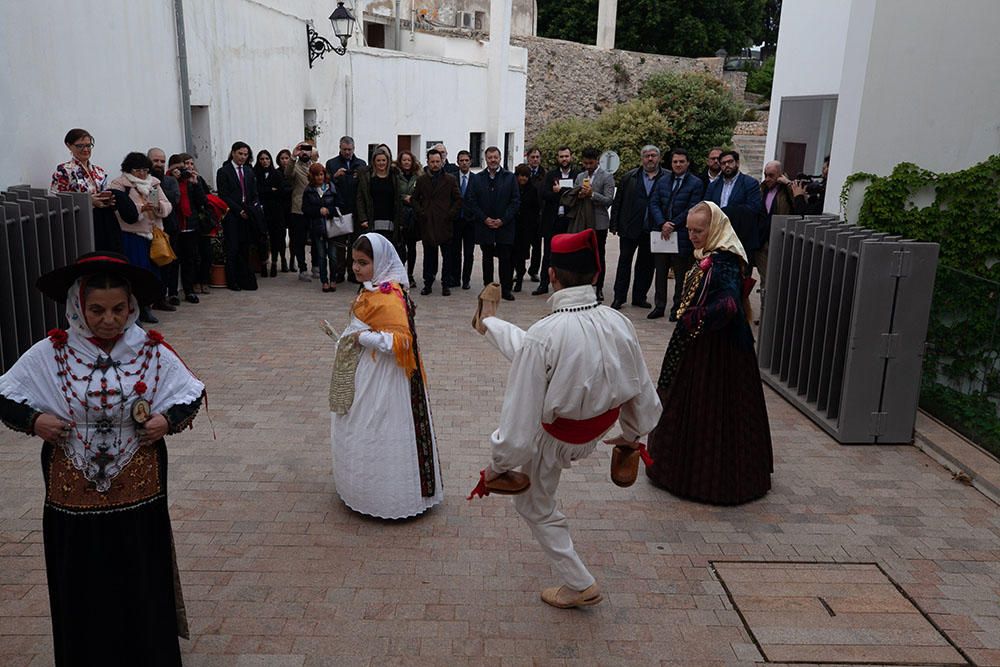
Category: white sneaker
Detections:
[{"x1": 298, "y1": 271, "x2": 312, "y2": 282}]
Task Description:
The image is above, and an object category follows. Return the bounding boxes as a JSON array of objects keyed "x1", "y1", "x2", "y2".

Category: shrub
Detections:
[
  {"x1": 532, "y1": 98, "x2": 671, "y2": 178},
  {"x1": 746, "y1": 55, "x2": 775, "y2": 98},
  {"x1": 638, "y1": 71, "x2": 742, "y2": 168}
]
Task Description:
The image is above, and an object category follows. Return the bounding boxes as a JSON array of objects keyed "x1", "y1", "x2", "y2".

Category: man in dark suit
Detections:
[
  {"x1": 467, "y1": 146, "x2": 520, "y2": 300},
  {"x1": 649, "y1": 148, "x2": 705, "y2": 319},
  {"x1": 533, "y1": 146, "x2": 578, "y2": 296},
  {"x1": 705, "y1": 150, "x2": 762, "y2": 272},
  {"x1": 522, "y1": 146, "x2": 547, "y2": 282},
  {"x1": 216, "y1": 141, "x2": 260, "y2": 291},
  {"x1": 609, "y1": 145, "x2": 664, "y2": 310},
  {"x1": 412, "y1": 149, "x2": 462, "y2": 296},
  {"x1": 698, "y1": 147, "x2": 723, "y2": 189},
  {"x1": 452, "y1": 150, "x2": 476, "y2": 289}
]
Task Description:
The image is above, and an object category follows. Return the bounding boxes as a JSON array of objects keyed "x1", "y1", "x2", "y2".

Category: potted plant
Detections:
[{"x1": 209, "y1": 232, "x2": 227, "y2": 288}]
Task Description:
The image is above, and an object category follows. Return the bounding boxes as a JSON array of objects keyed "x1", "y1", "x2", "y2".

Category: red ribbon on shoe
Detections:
[
  {"x1": 637, "y1": 442, "x2": 654, "y2": 467},
  {"x1": 467, "y1": 469, "x2": 490, "y2": 500}
]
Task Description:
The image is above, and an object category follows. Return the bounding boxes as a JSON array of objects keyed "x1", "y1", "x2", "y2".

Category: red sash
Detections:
[{"x1": 542, "y1": 407, "x2": 620, "y2": 444}]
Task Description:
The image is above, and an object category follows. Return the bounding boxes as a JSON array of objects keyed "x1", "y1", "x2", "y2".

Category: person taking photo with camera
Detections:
[{"x1": 285, "y1": 139, "x2": 319, "y2": 283}]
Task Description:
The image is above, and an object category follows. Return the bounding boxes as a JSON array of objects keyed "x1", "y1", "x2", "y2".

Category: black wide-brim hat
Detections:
[{"x1": 36, "y1": 252, "x2": 163, "y2": 306}]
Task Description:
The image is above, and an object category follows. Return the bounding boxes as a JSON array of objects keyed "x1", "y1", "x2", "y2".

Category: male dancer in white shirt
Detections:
[{"x1": 471, "y1": 229, "x2": 661, "y2": 608}]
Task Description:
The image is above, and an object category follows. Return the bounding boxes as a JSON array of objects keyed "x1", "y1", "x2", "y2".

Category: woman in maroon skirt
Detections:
[{"x1": 645, "y1": 201, "x2": 773, "y2": 505}]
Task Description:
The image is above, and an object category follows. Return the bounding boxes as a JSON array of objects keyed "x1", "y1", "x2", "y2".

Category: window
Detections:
[
  {"x1": 503, "y1": 132, "x2": 515, "y2": 171},
  {"x1": 469, "y1": 132, "x2": 484, "y2": 168},
  {"x1": 365, "y1": 22, "x2": 385, "y2": 48}
]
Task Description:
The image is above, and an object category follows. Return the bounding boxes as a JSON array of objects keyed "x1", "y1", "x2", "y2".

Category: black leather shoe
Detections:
[
  {"x1": 668, "y1": 312, "x2": 678, "y2": 322},
  {"x1": 502, "y1": 292, "x2": 515, "y2": 301},
  {"x1": 513, "y1": 279, "x2": 522, "y2": 293},
  {"x1": 185, "y1": 293, "x2": 200, "y2": 304},
  {"x1": 647, "y1": 307, "x2": 665, "y2": 319},
  {"x1": 632, "y1": 301, "x2": 652, "y2": 309},
  {"x1": 227, "y1": 285, "x2": 242, "y2": 291},
  {"x1": 153, "y1": 299, "x2": 177, "y2": 312},
  {"x1": 442, "y1": 287, "x2": 451, "y2": 296},
  {"x1": 139, "y1": 307, "x2": 159, "y2": 324},
  {"x1": 270, "y1": 264, "x2": 278, "y2": 277},
  {"x1": 610, "y1": 301, "x2": 623, "y2": 310},
  {"x1": 462, "y1": 281, "x2": 470, "y2": 290},
  {"x1": 529, "y1": 273, "x2": 539, "y2": 283},
  {"x1": 420, "y1": 286, "x2": 432, "y2": 295},
  {"x1": 531, "y1": 286, "x2": 548, "y2": 296},
  {"x1": 168, "y1": 295, "x2": 181, "y2": 306}
]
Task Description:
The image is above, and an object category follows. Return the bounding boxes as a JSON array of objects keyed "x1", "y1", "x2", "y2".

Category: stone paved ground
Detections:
[{"x1": 2, "y1": 242, "x2": 999, "y2": 666}]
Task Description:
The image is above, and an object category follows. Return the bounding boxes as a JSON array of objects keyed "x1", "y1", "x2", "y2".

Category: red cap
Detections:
[{"x1": 550, "y1": 229, "x2": 600, "y2": 274}]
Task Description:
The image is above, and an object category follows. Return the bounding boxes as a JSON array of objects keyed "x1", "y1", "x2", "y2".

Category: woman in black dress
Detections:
[
  {"x1": 645, "y1": 201, "x2": 773, "y2": 505},
  {"x1": 0, "y1": 253, "x2": 205, "y2": 665},
  {"x1": 255, "y1": 149, "x2": 290, "y2": 276}
]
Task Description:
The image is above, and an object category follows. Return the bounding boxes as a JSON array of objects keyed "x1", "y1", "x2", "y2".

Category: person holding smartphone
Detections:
[
  {"x1": 51, "y1": 128, "x2": 136, "y2": 253},
  {"x1": 284, "y1": 139, "x2": 319, "y2": 283}
]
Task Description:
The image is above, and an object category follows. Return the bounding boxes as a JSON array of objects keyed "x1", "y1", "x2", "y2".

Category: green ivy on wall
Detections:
[
  {"x1": 841, "y1": 154, "x2": 1000, "y2": 281},
  {"x1": 841, "y1": 155, "x2": 1000, "y2": 457}
]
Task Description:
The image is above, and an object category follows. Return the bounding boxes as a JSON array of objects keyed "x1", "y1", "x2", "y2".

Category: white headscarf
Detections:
[
  {"x1": 66, "y1": 276, "x2": 140, "y2": 339},
  {"x1": 361, "y1": 233, "x2": 410, "y2": 291}
]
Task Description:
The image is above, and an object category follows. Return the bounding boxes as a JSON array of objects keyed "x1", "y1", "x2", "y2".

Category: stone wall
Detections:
[{"x1": 513, "y1": 36, "x2": 746, "y2": 144}]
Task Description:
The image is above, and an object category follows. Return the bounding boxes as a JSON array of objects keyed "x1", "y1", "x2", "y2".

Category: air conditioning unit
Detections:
[{"x1": 458, "y1": 11, "x2": 474, "y2": 29}]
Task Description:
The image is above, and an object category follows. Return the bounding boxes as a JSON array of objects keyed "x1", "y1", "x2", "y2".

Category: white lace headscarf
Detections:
[
  {"x1": 360, "y1": 233, "x2": 410, "y2": 291},
  {"x1": 66, "y1": 276, "x2": 140, "y2": 339}
]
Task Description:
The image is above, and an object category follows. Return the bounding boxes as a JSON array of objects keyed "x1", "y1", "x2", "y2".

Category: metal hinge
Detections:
[
  {"x1": 870, "y1": 411, "x2": 887, "y2": 436},
  {"x1": 880, "y1": 333, "x2": 899, "y2": 358},
  {"x1": 890, "y1": 249, "x2": 911, "y2": 277}
]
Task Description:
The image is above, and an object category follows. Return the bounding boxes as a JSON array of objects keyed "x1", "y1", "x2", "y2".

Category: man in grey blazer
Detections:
[{"x1": 573, "y1": 147, "x2": 615, "y2": 301}]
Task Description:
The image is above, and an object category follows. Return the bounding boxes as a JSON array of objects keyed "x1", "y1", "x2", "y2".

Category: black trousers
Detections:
[
  {"x1": 197, "y1": 235, "x2": 212, "y2": 285},
  {"x1": 595, "y1": 228, "x2": 608, "y2": 293},
  {"x1": 222, "y1": 215, "x2": 256, "y2": 289},
  {"x1": 268, "y1": 214, "x2": 286, "y2": 263},
  {"x1": 654, "y1": 252, "x2": 695, "y2": 312},
  {"x1": 450, "y1": 219, "x2": 476, "y2": 286},
  {"x1": 612, "y1": 234, "x2": 654, "y2": 305},
  {"x1": 480, "y1": 243, "x2": 513, "y2": 294},
  {"x1": 538, "y1": 216, "x2": 570, "y2": 289},
  {"x1": 527, "y1": 230, "x2": 543, "y2": 277},
  {"x1": 422, "y1": 241, "x2": 452, "y2": 289},
  {"x1": 401, "y1": 237, "x2": 419, "y2": 280},
  {"x1": 288, "y1": 213, "x2": 308, "y2": 271},
  {"x1": 174, "y1": 231, "x2": 200, "y2": 294}
]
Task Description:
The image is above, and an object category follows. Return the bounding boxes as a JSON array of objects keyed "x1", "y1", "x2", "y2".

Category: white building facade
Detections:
[
  {"x1": 0, "y1": 0, "x2": 527, "y2": 188},
  {"x1": 765, "y1": 0, "x2": 1000, "y2": 215}
]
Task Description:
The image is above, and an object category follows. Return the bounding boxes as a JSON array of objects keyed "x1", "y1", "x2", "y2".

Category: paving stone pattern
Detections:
[{"x1": 1, "y1": 242, "x2": 999, "y2": 666}]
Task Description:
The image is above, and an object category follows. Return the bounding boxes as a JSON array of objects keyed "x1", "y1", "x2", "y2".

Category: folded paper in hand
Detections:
[{"x1": 650, "y1": 231, "x2": 679, "y2": 254}]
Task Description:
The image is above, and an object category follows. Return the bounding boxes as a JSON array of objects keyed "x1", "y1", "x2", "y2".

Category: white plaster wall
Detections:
[
  {"x1": 2, "y1": 0, "x2": 527, "y2": 191},
  {"x1": 343, "y1": 47, "x2": 526, "y2": 164},
  {"x1": 0, "y1": 0, "x2": 184, "y2": 187},
  {"x1": 850, "y1": 1, "x2": 1000, "y2": 179},
  {"x1": 764, "y1": 0, "x2": 853, "y2": 166}
]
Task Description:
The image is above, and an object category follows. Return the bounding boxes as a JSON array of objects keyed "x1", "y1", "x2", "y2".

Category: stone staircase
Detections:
[{"x1": 732, "y1": 132, "x2": 767, "y2": 178}]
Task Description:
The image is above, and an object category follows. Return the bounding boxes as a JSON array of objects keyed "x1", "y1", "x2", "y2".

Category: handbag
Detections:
[
  {"x1": 326, "y1": 209, "x2": 354, "y2": 238},
  {"x1": 150, "y1": 226, "x2": 177, "y2": 266}
]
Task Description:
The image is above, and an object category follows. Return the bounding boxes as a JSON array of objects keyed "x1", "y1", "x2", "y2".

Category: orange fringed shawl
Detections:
[{"x1": 351, "y1": 283, "x2": 420, "y2": 377}]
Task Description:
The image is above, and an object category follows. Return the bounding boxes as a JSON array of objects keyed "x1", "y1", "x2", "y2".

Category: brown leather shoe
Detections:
[
  {"x1": 541, "y1": 583, "x2": 603, "y2": 609},
  {"x1": 472, "y1": 283, "x2": 502, "y2": 334},
  {"x1": 486, "y1": 470, "x2": 531, "y2": 495},
  {"x1": 610, "y1": 445, "x2": 640, "y2": 487}
]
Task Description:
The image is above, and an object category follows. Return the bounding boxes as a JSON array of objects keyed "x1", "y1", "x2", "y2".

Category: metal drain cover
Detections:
[{"x1": 712, "y1": 562, "x2": 969, "y2": 665}]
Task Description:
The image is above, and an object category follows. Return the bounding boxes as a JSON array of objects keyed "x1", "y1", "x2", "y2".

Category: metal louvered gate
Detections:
[
  {"x1": 757, "y1": 215, "x2": 939, "y2": 444},
  {"x1": 1, "y1": 186, "x2": 93, "y2": 373}
]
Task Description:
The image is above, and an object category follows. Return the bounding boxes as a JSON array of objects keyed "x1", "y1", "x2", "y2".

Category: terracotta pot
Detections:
[{"x1": 209, "y1": 264, "x2": 227, "y2": 288}]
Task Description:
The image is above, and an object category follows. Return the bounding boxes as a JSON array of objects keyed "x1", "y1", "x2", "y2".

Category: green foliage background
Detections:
[
  {"x1": 538, "y1": 0, "x2": 770, "y2": 58},
  {"x1": 746, "y1": 55, "x2": 775, "y2": 97},
  {"x1": 843, "y1": 155, "x2": 1000, "y2": 457},
  {"x1": 531, "y1": 72, "x2": 741, "y2": 177}
]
